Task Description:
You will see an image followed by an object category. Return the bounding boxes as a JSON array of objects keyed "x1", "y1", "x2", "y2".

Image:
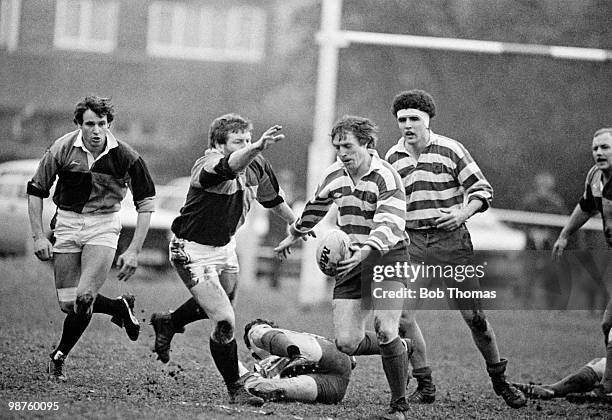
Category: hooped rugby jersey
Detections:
[
  {"x1": 385, "y1": 132, "x2": 493, "y2": 229},
  {"x1": 170, "y1": 148, "x2": 285, "y2": 247},
  {"x1": 579, "y1": 165, "x2": 612, "y2": 246},
  {"x1": 291, "y1": 150, "x2": 408, "y2": 253},
  {"x1": 27, "y1": 129, "x2": 156, "y2": 214}
]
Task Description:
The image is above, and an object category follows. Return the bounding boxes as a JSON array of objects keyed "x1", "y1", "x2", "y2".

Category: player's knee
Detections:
[
  {"x1": 465, "y1": 310, "x2": 488, "y2": 333},
  {"x1": 212, "y1": 320, "x2": 235, "y2": 344},
  {"x1": 57, "y1": 287, "x2": 77, "y2": 313},
  {"x1": 59, "y1": 301, "x2": 75, "y2": 314},
  {"x1": 373, "y1": 319, "x2": 396, "y2": 344},
  {"x1": 75, "y1": 293, "x2": 94, "y2": 317},
  {"x1": 335, "y1": 336, "x2": 360, "y2": 355}
]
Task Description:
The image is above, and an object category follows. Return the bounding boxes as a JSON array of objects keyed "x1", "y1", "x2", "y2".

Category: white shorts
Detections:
[
  {"x1": 169, "y1": 235, "x2": 239, "y2": 274},
  {"x1": 53, "y1": 209, "x2": 121, "y2": 253}
]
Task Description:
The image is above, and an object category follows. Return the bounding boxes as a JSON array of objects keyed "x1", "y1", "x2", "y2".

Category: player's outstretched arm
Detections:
[
  {"x1": 228, "y1": 125, "x2": 284, "y2": 173},
  {"x1": 552, "y1": 204, "x2": 592, "y2": 260},
  {"x1": 274, "y1": 233, "x2": 303, "y2": 260}
]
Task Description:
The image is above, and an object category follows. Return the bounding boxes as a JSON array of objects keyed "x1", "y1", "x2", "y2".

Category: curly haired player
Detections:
[{"x1": 385, "y1": 89, "x2": 525, "y2": 409}]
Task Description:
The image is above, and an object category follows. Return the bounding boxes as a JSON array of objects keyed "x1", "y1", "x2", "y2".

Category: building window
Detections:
[
  {"x1": 147, "y1": 1, "x2": 266, "y2": 62},
  {"x1": 54, "y1": 0, "x2": 119, "y2": 53},
  {"x1": 0, "y1": 0, "x2": 21, "y2": 51}
]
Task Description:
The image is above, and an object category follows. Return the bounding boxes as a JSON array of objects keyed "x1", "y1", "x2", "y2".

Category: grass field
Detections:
[{"x1": 0, "y1": 256, "x2": 610, "y2": 419}]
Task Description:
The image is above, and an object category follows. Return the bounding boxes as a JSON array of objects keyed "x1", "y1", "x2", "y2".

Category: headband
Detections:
[{"x1": 397, "y1": 108, "x2": 430, "y2": 129}]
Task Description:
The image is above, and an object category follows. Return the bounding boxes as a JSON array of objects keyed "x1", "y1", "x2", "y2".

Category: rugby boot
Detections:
[
  {"x1": 566, "y1": 386, "x2": 612, "y2": 405},
  {"x1": 48, "y1": 350, "x2": 67, "y2": 382},
  {"x1": 150, "y1": 312, "x2": 184, "y2": 363},
  {"x1": 407, "y1": 366, "x2": 436, "y2": 404},
  {"x1": 110, "y1": 294, "x2": 140, "y2": 341},
  {"x1": 487, "y1": 358, "x2": 527, "y2": 408},
  {"x1": 228, "y1": 380, "x2": 265, "y2": 406},
  {"x1": 245, "y1": 373, "x2": 287, "y2": 402},
  {"x1": 381, "y1": 397, "x2": 410, "y2": 419},
  {"x1": 280, "y1": 355, "x2": 317, "y2": 378},
  {"x1": 511, "y1": 382, "x2": 555, "y2": 400}
]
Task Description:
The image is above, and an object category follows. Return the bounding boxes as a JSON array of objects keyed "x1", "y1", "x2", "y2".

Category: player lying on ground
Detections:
[
  {"x1": 241, "y1": 319, "x2": 355, "y2": 404},
  {"x1": 512, "y1": 357, "x2": 611, "y2": 403}
]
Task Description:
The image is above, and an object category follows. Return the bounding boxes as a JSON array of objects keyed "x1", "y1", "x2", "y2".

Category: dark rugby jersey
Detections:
[
  {"x1": 385, "y1": 132, "x2": 493, "y2": 229},
  {"x1": 27, "y1": 130, "x2": 155, "y2": 214},
  {"x1": 171, "y1": 149, "x2": 284, "y2": 246},
  {"x1": 579, "y1": 165, "x2": 612, "y2": 246}
]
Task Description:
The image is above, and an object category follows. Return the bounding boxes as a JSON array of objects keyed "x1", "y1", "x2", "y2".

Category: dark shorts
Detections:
[
  {"x1": 309, "y1": 339, "x2": 352, "y2": 404},
  {"x1": 333, "y1": 243, "x2": 410, "y2": 300},
  {"x1": 407, "y1": 225, "x2": 484, "y2": 311}
]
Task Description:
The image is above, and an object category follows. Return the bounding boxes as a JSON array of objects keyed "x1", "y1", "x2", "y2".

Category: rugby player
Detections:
[
  {"x1": 149, "y1": 113, "x2": 299, "y2": 406},
  {"x1": 552, "y1": 127, "x2": 612, "y2": 402},
  {"x1": 385, "y1": 89, "x2": 526, "y2": 408},
  {"x1": 512, "y1": 357, "x2": 608, "y2": 403},
  {"x1": 242, "y1": 319, "x2": 354, "y2": 404},
  {"x1": 27, "y1": 96, "x2": 155, "y2": 381},
  {"x1": 275, "y1": 115, "x2": 414, "y2": 419}
]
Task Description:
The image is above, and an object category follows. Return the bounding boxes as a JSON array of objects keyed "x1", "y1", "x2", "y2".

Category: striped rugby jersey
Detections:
[
  {"x1": 579, "y1": 165, "x2": 612, "y2": 246},
  {"x1": 171, "y1": 148, "x2": 285, "y2": 247},
  {"x1": 291, "y1": 151, "x2": 408, "y2": 253},
  {"x1": 385, "y1": 132, "x2": 493, "y2": 230},
  {"x1": 27, "y1": 129, "x2": 155, "y2": 214}
]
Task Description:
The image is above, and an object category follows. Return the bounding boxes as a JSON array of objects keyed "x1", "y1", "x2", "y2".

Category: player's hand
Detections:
[
  {"x1": 274, "y1": 234, "x2": 302, "y2": 260},
  {"x1": 253, "y1": 125, "x2": 285, "y2": 152},
  {"x1": 33, "y1": 236, "x2": 53, "y2": 261},
  {"x1": 301, "y1": 230, "x2": 316, "y2": 241},
  {"x1": 336, "y1": 245, "x2": 371, "y2": 278},
  {"x1": 551, "y1": 237, "x2": 567, "y2": 260},
  {"x1": 434, "y1": 208, "x2": 468, "y2": 231},
  {"x1": 116, "y1": 250, "x2": 138, "y2": 281}
]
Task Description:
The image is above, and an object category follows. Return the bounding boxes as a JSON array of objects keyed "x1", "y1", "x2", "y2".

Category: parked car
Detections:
[
  {"x1": 467, "y1": 208, "x2": 527, "y2": 285},
  {"x1": 0, "y1": 159, "x2": 175, "y2": 268}
]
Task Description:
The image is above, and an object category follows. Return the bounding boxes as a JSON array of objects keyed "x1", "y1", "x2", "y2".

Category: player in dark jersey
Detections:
[
  {"x1": 27, "y1": 96, "x2": 155, "y2": 381},
  {"x1": 150, "y1": 113, "x2": 298, "y2": 406},
  {"x1": 552, "y1": 127, "x2": 612, "y2": 402}
]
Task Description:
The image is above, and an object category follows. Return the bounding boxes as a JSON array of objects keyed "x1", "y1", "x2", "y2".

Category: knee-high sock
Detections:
[
  {"x1": 351, "y1": 331, "x2": 380, "y2": 355},
  {"x1": 56, "y1": 312, "x2": 92, "y2": 356},
  {"x1": 170, "y1": 298, "x2": 208, "y2": 330},
  {"x1": 380, "y1": 336, "x2": 409, "y2": 403},
  {"x1": 210, "y1": 338, "x2": 240, "y2": 389},
  {"x1": 549, "y1": 365, "x2": 600, "y2": 396},
  {"x1": 260, "y1": 330, "x2": 300, "y2": 358},
  {"x1": 92, "y1": 294, "x2": 121, "y2": 316}
]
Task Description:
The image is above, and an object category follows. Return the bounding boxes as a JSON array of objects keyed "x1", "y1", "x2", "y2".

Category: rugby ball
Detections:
[{"x1": 315, "y1": 229, "x2": 351, "y2": 276}]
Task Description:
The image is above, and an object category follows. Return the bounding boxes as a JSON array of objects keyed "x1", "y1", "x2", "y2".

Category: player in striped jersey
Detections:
[
  {"x1": 275, "y1": 115, "x2": 414, "y2": 418},
  {"x1": 386, "y1": 89, "x2": 526, "y2": 409}
]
